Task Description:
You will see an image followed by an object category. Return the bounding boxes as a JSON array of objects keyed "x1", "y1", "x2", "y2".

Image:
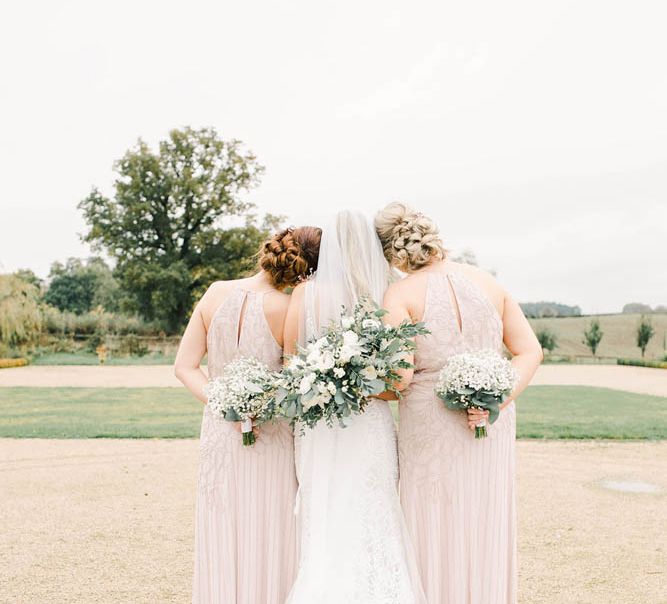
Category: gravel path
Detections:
[
  {"x1": 1, "y1": 439, "x2": 665, "y2": 604},
  {"x1": 1, "y1": 364, "x2": 666, "y2": 396}
]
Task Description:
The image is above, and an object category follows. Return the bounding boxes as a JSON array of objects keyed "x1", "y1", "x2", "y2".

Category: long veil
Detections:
[
  {"x1": 299, "y1": 210, "x2": 390, "y2": 343},
  {"x1": 289, "y1": 210, "x2": 425, "y2": 604}
]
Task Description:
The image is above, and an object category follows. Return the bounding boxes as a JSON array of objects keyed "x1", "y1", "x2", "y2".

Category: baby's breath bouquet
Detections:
[
  {"x1": 435, "y1": 350, "x2": 518, "y2": 438},
  {"x1": 204, "y1": 357, "x2": 280, "y2": 446},
  {"x1": 276, "y1": 297, "x2": 429, "y2": 430}
]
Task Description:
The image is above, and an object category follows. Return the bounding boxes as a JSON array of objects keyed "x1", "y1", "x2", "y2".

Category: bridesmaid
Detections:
[
  {"x1": 174, "y1": 226, "x2": 321, "y2": 604},
  {"x1": 375, "y1": 203, "x2": 542, "y2": 604}
]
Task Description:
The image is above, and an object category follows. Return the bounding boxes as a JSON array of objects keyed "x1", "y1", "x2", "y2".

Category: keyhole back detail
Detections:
[
  {"x1": 413, "y1": 271, "x2": 503, "y2": 379},
  {"x1": 206, "y1": 288, "x2": 283, "y2": 379}
]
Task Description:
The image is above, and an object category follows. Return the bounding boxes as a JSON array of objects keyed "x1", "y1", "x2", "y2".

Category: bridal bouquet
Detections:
[
  {"x1": 204, "y1": 357, "x2": 280, "y2": 446},
  {"x1": 276, "y1": 298, "x2": 429, "y2": 430},
  {"x1": 435, "y1": 350, "x2": 518, "y2": 438}
]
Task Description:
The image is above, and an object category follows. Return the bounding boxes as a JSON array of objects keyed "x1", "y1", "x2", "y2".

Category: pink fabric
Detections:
[
  {"x1": 193, "y1": 289, "x2": 297, "y2": 604},
  {"x1": 399, "y1": 272, "x2": 517, "y2": 604}
]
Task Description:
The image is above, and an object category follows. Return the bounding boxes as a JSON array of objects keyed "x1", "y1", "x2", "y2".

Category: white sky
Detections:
[{"x1": 1, "y1": 0, "x2": 665, "y2": 313}]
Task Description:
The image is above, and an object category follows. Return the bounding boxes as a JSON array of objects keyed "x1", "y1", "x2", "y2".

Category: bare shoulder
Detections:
[
  {"x1": 455, "y1": 262, "x2": 506, "y2": 313},
  {"x1": 288, "y1": 282, "x2": 308, "y2": 304},
  {"x1": 384, "y1": 271, "x2": 429, "y2": 302},
  {"x1": 454, "y1": 262, "x2": 499, "y2": 287},
  {"x1": 197, "y1": 279, "x2": 243, "y2": 324},
  {"x1": 264, "y1": 288, "x2": 291, "y2": 315}
]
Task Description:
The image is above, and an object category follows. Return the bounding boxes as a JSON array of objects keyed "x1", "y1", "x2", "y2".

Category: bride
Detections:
[{"x1": 283, "y1": 210, "x2": 425, "y2": 604}]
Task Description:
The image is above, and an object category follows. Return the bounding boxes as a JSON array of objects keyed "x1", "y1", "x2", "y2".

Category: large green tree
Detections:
[
  {"x1": 79, "y1": 127, "x2": 272, "y2": 331},
  {"x1": 44, "y1": 257, "x2": 120, "y2": 314}
]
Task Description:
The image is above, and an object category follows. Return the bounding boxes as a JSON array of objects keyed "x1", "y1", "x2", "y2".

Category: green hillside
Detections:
[{"x1": 529, "y1": 313, "x2": 667, "y2": 360}]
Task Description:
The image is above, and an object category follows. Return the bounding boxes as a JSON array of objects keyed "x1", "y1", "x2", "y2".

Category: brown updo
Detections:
[
  {"x1": 374, "y1": 202, "x2": 446, "y2": 272},
  {"x1": 259, "y1": 226, "x2": 322, "y2": 290}
]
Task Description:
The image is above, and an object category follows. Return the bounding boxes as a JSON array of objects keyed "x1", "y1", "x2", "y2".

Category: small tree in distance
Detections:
[
  {"x1": 535, "y1": 327, "x2": 557, "y2": 355},
  {"x1": 636, "y1": 315, "x2": 655, "y2": 358},
  {"x1": 583, "y1": 319, "x2": 603, "y2": 357}
]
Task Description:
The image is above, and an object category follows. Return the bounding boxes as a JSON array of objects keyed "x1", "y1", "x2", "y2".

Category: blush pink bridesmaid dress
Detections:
[
  {"x1": 399, "y1": 271, "x2": 517, "y2": 604},
  {"x1": 192, "y1": 288, "x2": 297, "y2": 604}
]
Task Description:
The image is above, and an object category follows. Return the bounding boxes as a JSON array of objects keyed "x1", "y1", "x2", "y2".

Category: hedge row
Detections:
[{"x1": 617, "y1": 358, "x2": 667, "y2": 369}]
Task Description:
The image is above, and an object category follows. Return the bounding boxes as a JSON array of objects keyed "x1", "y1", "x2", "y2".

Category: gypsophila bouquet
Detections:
[
  {"x1": 204, "y1": 357, "x2": 280, "y2": 446},
  {"x1": 435, "y1": 350, "x2": 518, "y2": 438},
  {"x1": 276, "y1": 297, "x2": 429, "y2": 430}
]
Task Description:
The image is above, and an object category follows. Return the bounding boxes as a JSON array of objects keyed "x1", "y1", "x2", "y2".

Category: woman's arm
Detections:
[
  {"x1": 174, "y1": 301, "x2": 209, "y2": 404},
  {"x1": 500, "y1": 292, "x2": 543, "y2": 408},
  {"x1": 283, "y1": 283, "x2": 305, "y2": 361},
  {"x1": 381, "y1": 284, "x2": 416, "y2": 391}
]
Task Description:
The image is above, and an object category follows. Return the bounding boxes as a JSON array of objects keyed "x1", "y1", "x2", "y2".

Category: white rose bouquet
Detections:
[
  {"x1": 204, "y1": 357, "x2": 281, "y2": 446},
  {"x1": 276, "y1": 297, "x2": 429, "y2": 430},
  {"x1": 435, "y1": 350, "x2": 518, "y2": 438}
]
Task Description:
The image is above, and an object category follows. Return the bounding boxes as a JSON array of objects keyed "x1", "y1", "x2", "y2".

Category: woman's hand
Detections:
[{"x1": 466, "y1": 407, "x2": 489, "y2": 431}]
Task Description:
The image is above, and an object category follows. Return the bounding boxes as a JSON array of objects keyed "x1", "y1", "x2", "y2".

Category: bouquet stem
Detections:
[
  {"x1": 474, "y1": 422, "x2": 488, "y2": 439},
  {"x1": 241, "y1": 419, "x2": 255, "y2": 446}
]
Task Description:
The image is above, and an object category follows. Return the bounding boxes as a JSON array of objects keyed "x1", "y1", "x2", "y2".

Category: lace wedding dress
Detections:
[{"x1": 286, "y1": 211, "x2": 425, "y2": 604}]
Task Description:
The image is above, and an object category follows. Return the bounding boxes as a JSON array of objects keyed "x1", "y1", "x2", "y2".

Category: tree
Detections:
[
  {"x1": 0, "y1": 274, "x2": 42, "y2": 349},
  {"x1": 14, "y1": 269, "x2": 43, "y2": 291},
  {"x1": 78, "y1": 127, "x2": 270, "y2": 331},
  {"x1": 636, "y1": 315, "x2": 655, "y2": 357},
  {"x1": 583, "y1": 319, "x2": 603, "y2": 356},
  {"x1": 44, "y1": 257, "x2": 121, "y2": 314},
  {"x1": 535, "y1": 327, "x2": 557, "y2": 354},
  {"x1": 622, "y1": 302, "x2": 653, "y2": 314}
]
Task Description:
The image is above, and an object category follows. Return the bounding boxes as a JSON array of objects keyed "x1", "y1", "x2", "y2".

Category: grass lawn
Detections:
[
  {"x1": 0, "y1": 385, "x2": 665, "y2": 439},
  {"x1": 31, "y1": 352, "x2": 177, "y2": 366}
]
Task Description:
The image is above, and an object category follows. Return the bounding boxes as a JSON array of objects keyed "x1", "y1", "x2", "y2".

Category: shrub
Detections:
[
  {"x1": 535, "y1": 327, "x2": 557, "y2": 353},
  {"x1": 583, "y1": 319, "x2": 604, "y2": 356},
  {"x1": 0, "y1": 358, "x2": 29, "y2": 369},
  {"x1": 0, "y1": 274, "x2": 42, "y2": 347},
  {"x1": 617, "y1": 358, "x2": 667, "y2": 369}
]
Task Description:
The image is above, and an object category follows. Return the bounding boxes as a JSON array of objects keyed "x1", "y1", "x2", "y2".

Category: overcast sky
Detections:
[{"x1": 1, "y1": 0, "x2": 665, "y2": 313}]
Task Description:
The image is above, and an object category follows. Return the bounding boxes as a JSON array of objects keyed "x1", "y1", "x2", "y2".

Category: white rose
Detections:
[
  {"x1": 316, "y1": 351, "x2": 335, "y2": 372},
  {"x1": 299, "y1": 373, "x2": 316, "y2": 394},
  {"x1": 339, "y1": 330, "x2": 362, "y2": 363},
  {"x1": 361, "y1": 366, "x2": 378, "y2": 380},
  {"x1": 362, "y1": 318, "x2": 381, "y2": 331},
  {"x1": 341, "y1": 316, "x2": 354, "y2": 329}
]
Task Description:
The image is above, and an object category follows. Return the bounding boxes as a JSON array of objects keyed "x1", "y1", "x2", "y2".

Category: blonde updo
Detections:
[
  {"x1": 258, "y1": 226, "x2": 322, "y2": 290},
  {"x1": 374, "y1": 202, "x2": 445, "y2": 272}
]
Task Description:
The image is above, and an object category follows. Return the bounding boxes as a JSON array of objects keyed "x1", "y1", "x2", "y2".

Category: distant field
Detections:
[
  {"x1": 1, "y1": 385, "x2": 665, "y2": 440},
  {"x1": 529, "y1": 313, "x2": 667, "y2": 360}
]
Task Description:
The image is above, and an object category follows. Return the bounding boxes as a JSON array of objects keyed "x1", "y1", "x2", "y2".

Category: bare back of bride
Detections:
[{"x1": 283, "y1": 211, "x2": 426, "y2": 604}]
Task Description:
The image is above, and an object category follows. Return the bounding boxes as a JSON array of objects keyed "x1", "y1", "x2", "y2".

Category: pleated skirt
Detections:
[
  {"x1": 193, "y1": 406, "x2": 298, "y2": 604},
  {"x1": 399, "y1": 389, "x2": 517, "y2": 604}
]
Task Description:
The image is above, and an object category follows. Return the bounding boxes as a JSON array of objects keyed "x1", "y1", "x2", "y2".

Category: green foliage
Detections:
[
  {"x1": 636, "y1": 315, "x2": 655, "y2": 358},
  {"x1": 14, "y1": 269, "x2": 43, "y2": 290},
  {"x1": 0, "y1": 274, "x2": 42, "y2": 347},
  {"x1": 78, "y1": 126, "x2": 271, "y2": 331},
  {"x1": 521, "y1": 301, "x2": 582, "y2": 318},
  {"x1": 41, "y1": 305, "x2": 163, "y2": 336},
  {"x1": 622, "y1": 302, "x2": 653, "y2": 314},
  {"x1": 582, "y1": 318, "x2": 603, "y2": 356},
  {"x1": 617, "y1": 358, "x2": 667, "y2": 369},
  {"x1": 535, "y1": 327, "x2": 557, "y2": 353},
  {"x1": 44, "y1": 257, "x2": 121, "y2": 314}
]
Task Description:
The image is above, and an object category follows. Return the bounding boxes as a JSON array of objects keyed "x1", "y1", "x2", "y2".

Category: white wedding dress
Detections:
[{"x1": 286, "y1": 211, "x2": 425, "y2": 604}]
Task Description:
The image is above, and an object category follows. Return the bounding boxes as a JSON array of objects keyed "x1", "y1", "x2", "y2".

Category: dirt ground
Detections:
[
  {"x1": 1, "y1": 439, "x2": 665, "y2": 604},
  {"x1": 1, "y1": 364, "x2": 667, "y2": 397}
]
